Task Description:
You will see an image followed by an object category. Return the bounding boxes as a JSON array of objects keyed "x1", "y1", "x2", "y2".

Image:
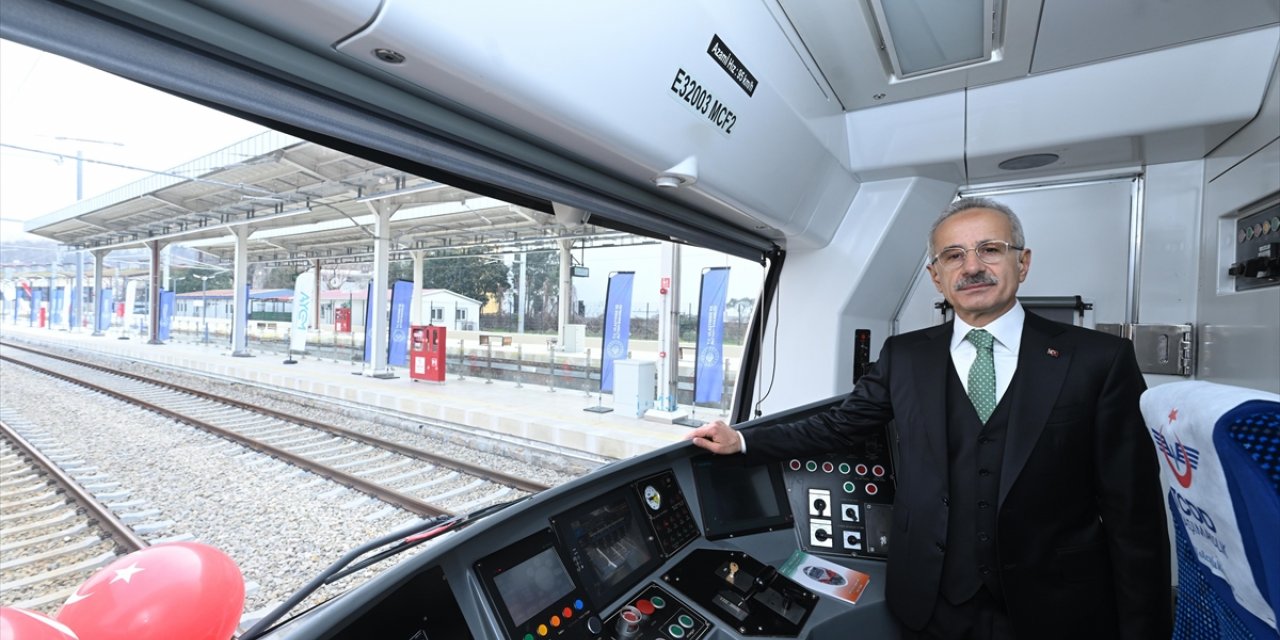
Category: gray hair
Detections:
[{"x1": 927, "y1": 196, "x2": 1026, "y2": 257}]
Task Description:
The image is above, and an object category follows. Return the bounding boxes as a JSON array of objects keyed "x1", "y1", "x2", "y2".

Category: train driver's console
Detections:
[{"x1": 468, "y1": 421, "x2": 897, "y2": 640}]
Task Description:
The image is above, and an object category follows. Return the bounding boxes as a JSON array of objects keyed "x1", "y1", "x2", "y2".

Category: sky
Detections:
[{"x1": 0, "y1": 39, "x2": 763, "y2": 311}]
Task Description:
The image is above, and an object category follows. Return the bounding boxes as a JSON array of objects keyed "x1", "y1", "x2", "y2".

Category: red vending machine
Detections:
[
  {"x1": 409, "y1": 325, "x2": 446, "y2": 383},
  {"x1": 335, "y1": 307, "x2": 351, "y2": 333}
]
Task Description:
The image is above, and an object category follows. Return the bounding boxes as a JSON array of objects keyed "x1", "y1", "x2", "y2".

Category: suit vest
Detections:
[{"x1": 939, "y1": 366, "x2": 1013, "y2": 605}]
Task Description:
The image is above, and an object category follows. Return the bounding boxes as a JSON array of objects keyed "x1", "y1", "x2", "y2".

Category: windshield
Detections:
[{"x1": 0, "y1": 38, "x2": 765, "y2": 623}]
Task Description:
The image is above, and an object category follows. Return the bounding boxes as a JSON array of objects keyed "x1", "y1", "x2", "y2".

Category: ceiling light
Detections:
[{"x1": 869, "y1": 0, "x2": 996, "y2": 78}]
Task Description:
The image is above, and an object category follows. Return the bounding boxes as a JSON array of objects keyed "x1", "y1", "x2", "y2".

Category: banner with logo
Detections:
[
  {"x1": 599, "y1": 271, "x2": 635, "y2": 392},
  {"x1": 694, "y1": 267, "x2": 730, "y2": 404},
  {"x1": 1, "y1": 281, "x2": 14, "y2": 324},
  {"x1": 123, "y1": 280, "x2": 139, "y2": 331},
  {"x1": 388, "y1": 280, "x2": 413, "y2": 366},
  {"x1": 61, "y1": 284, "x2": 72, "y2": 328},
  {"x1": 290, "y1": 269, "x2": 315, "y2": 353},
  {"x1": 363, "y1": 282, "x2": 375, "y2": 363},
  {"x1": 51, "y1": 287, "x2": 64, "y2": 327},
  {"x1": 31, "y1": 289, "x2": 42, "y2": 325},
  {"x1": 158, "y1": 290, "x2": 174, "y2": 340},
  {"x1": 98, "y1": 288, "x2": 113, "y2": 331}
]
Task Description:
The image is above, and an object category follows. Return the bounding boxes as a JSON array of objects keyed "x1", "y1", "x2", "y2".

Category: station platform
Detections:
[{"x1": 0, "y1": 324, "x2": 722, "y2": 461}]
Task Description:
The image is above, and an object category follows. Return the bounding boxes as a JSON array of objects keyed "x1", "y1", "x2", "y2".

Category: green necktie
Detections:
[{"x1": 966, "y1": 329, "x2": 997, "y2": 423}]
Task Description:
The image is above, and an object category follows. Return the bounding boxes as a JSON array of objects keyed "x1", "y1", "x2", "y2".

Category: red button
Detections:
[
  {"x1": 872, "y1": 465, "x2": 885, "y2": 477},
  {"x1": 822, "y1": 461, "x2": 834, "y2": 473},
  {"x1": 622, "y1": 611, "x2": 640, "y2": 623},
  {"x1": 563, "y1": 607, "x2": 573, "y2": 619},
  {"x1": 789, "y1": 459, "x2": 802, "y2": 471},
  {"x1": 636, "y1": 599, "x2": 655, "y2": 615},
  {"x1": 866, "y1": 483, "x2": 879, "y2": 495},
  {"x1": 855, "y1": 464, "x2": 868, "y2": 475}
]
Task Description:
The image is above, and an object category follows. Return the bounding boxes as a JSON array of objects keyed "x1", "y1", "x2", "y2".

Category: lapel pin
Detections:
[{"x1": 1046, "y1": 348, "x2": 1060, "y2": 358}]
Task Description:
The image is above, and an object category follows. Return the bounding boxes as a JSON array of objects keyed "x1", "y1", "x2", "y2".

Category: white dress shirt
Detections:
[{"x1": 950, "y1": 302, "x2": 1025, "y2": 404}]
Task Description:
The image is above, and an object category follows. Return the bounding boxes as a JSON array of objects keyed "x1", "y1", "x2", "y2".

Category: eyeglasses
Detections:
[{"x1": 931, "y1": 241, "x2": 1024, "y2": 270}]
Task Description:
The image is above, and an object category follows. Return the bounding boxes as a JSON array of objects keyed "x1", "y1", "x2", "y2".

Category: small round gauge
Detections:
[{"x1": 643, "y1": 485, "x2": 662, "y2": 511}]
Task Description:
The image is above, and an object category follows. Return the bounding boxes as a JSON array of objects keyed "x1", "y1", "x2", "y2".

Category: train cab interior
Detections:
[{"x1": 4, "y1": 0, "x2": 1278, "y2": 638}]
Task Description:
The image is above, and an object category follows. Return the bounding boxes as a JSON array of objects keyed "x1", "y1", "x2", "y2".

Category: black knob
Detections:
[
  {"x1": 813, "y1": 498, "x2": 827, "y2": 516},
  {"x1": 815, "y1": 528, "x2": 830, "y2": 542},
  {"x1": 586, "y1": 616, "x2": 602, "y2": 635}
]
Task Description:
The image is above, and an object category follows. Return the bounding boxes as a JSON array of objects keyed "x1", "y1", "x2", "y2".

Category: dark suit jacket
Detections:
[{"x1": 743, "y1": 312, "x2": 1171, "y2": 639}]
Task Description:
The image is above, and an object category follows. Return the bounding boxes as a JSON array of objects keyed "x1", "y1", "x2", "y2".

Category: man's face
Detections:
[{"x1": 926, "y1": 208, "x2": 1030, "y2": 327}]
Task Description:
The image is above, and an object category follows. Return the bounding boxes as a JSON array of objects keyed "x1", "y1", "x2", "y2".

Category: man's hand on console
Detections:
[{"x1": 685, "y1": 420, "x2": 743, "y2": 455}]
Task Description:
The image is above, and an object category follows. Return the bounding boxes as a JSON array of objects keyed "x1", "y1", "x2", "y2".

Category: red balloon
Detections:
[
  {"x1": 0, "y1": 607, "x2": 80, "y2": 639},
  {"x1": 56, "y1": 542, "x2": 244, "y2": 640}
]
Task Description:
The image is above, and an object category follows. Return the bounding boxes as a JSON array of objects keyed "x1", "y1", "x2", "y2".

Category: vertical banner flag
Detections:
[
  {"x1": 98, "y1": 288, "x2": 113, "y2": 331},
  {"x1": 290, "y1": 269, "x2": 315, "y2": 354},
  {"x1": 31, "y1": 289, "x2": 43, "y2": 325},
  {"x1": 1, "y1": 281, "x2": 14, "y2": 324},
  {"x1": 388, "y1": 280, "x2": 413, "y2": 366},
  {"x1": 599, "y1": 271, "x2": 636, "y2": 392},
  {"x1": 51, "y1": 287, "x2": 64, "y2": 326},
  {"x1": 60, "y1": 284, "x2": 72, "y2": 328},
  {"x1": 694, "y1": 267, "x2": 730, "y2": 404},
  {"x1": 363, "y1": 282, "x2": 375, "y2": 363},
  {"x1": 124, "y1": 280, "x2": 139, "y2": 331},
  {"x1": 158, "y1": 290, "x2": 174, "y2": 340}
]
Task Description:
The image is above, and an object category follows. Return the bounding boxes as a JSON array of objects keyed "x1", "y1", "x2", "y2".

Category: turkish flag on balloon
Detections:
[
  {"x1": 0, "y1": 607, "x2": 80, "y2": 640},
  {"x1": 56, "y1": 542, "x2": 245, "y2": 640}
]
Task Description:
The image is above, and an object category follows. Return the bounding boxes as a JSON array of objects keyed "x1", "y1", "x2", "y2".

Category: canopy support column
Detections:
[
  {"x1": 146, "y1": 239, "x2": 166, "y2": 345},
  {"x1": 364, "y1": 201, "x2": 396, "y2": 378},
  {"x1": 90, "y1": 249, "x2": 108, "y2": 336},
  {"x1": 410, "y1": 250, "x2": 424, "y2": 326},
  {"x1": 646, "y1": 242, "x2": 688, "y2": 422},
  {"x1": 231, "y1": 227, "x2": 252, "y2": 357}
]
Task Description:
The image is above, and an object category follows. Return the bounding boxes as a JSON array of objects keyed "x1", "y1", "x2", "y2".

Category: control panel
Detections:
[
  {"x1": 474, "y1": 529, "x2": 600, "y2": 640},
  {"x1": 784, "y1": 427, "x2": 896, "y2": 559},
  {"x1": 632, "y1": 470, "x2": 699, "y2": 557},
  {"x1": 663, "y1": 549, "x2": 817, "y2": 636},
  {"x1": 601, "y1": 583, "x2": 711, "y2": 640}
]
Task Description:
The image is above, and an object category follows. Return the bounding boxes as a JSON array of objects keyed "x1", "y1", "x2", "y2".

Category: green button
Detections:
[
  {"x1": 651, "y1": 596, "x2": 666, "y2": 609},
  {"x1": 678, "y1": 614, "x2": 695, "y2": 628},
  {"x1": 524, "y1": 635, "x2": 534, "y2": 640},
  {"x1": 806, "y1": 460, "x2": 818, "y2": 472},
  {"x1": 838, "y1": 462, "x2": 851, "y2": 474},
  {"x1": 843, "y1": 481, "x2": 855, "y2": 493},
  {"x1": 669, "y1": 624, "x2": 685, "y2": 638}
]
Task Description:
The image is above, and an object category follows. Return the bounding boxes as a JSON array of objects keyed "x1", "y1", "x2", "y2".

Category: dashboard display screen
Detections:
[
  {"x1": 552, "y1": 487, "x2": 661, "y2": 607},
  {"x1": 493, "y1": 546, "x2": 576, "y2": 627}
]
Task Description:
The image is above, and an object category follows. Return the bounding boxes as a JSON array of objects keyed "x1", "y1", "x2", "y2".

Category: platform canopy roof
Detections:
[{"x1": 23, "y1": 130, "x2": 633, "y2": 266}]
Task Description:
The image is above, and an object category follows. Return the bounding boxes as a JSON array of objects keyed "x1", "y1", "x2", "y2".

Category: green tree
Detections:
[
  {"x1": 419, "y1": 251, "x2": 510, "y2": 305},
  {"x1": 518, "y1": 250, "x2": 559, "y2": 319},
  {"x1": 172, "y1": 268, "x2": 233, "y2": 293}
]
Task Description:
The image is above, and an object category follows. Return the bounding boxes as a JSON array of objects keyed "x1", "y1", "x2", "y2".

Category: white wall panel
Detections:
[{"x1": 756, "y1": 177, "x2": 956, "y2": 415}]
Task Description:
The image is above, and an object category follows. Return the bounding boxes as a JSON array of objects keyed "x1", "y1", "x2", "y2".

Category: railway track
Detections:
[
  {"x1": 0, "y1": 342, "x2": 551, "y2": 521},
  {"x1": 0, "y1": 415, "x2": 149, "y2": 614}
]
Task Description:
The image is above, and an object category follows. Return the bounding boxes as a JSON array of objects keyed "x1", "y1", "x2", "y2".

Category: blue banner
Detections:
[
  {"x1": 158, "y1": 290, "x2": 174, "y2": 340},
  {"x1": 694, "y1": 267, "x2": 730, "y2": 404},
  {"x1": 363, "y1": 282, "x2": 375, "y2": 363},
  {"x1": 31, "y1": 290, "x2": 42, "y2": 325},
  {"x1": 51, "y1": 288, "x2": 63, "y2": 326},
  {"x1": 388, "y1": 280, "x2": 413, "y2": 366},
  {"x1": 599, "y1": 271, "x2": 635, "y2": 392},
  {"x1": 98, "y1": 289, "x2": 113, "y2": 332}
]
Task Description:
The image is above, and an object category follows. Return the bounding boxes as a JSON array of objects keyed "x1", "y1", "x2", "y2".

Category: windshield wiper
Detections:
[{"x1": 239, "y1": 497, "x2": 527, "y2": 640}]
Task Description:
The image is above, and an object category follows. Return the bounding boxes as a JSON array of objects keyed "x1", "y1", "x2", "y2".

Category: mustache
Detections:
[{"x1": 955, "y1": 273, "x2": 998, "y2": 290}]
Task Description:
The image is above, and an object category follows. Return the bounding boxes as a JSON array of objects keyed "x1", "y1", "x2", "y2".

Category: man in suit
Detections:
[{"x1": 687, "y1": 197, "x2": 1171, "y2": 639}]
